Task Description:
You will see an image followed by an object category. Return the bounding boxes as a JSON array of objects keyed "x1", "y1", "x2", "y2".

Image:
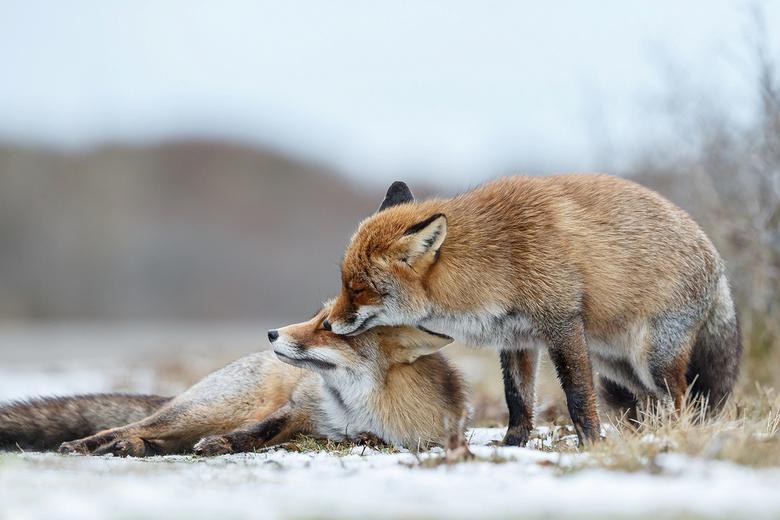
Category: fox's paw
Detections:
[
  {"x1": 92, "y1": 437, "x2": 150, "y2": 457},
  {"x1": 354, "y1": 432, "x2": 388, "y2": 449},
  {"x1": 444, "y1": 427, "x2": 474, "y2": 464},
  {"x1": 501, "y1": 426, "x2": 530, "y2": 447},
  {"x1": 444, "y1": 444, "x2": 475, "y2": 464},
  {"x1": 194, "y1": 435, "x2": 234, "y2": 457},
  {"x1": 59, "y1": 440, "x2": 91, "y2": 455}
]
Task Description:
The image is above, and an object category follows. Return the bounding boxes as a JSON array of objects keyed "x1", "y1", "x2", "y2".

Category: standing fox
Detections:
[
  {"x1": 325, "y1": 175, "x2": 742, "y2": 446},
  {"x1": 0, "y1": 308, "x2": 469, "y2": 456}
]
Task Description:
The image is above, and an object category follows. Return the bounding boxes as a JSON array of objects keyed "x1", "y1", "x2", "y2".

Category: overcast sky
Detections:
[{"x1": 0, "y1": 1, "x2": 777, "y2": 186}]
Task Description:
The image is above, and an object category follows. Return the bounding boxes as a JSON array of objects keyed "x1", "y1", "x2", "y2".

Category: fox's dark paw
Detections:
[
  {"x1": 92, "y1": 437, "x2": 149, "y2": 457},
  {"x1": 59, "y1": 440, "x2": 90, "y2": 455},
  {"x1": 501, "y1": 426, "x2": 530, "y2": 447},
  {"x1": 194, "y1": 435, "x2": 234, "y2": 456},
  {"x1": 354, "y1": 432, "x2": 387, "y2": 449}
]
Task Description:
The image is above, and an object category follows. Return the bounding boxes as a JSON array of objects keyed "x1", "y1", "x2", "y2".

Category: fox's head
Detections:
[
  {"x1": 268, "y1": 304, "x2": 453, "y2": 374},
  {"x1": 325, "y1": 181, "x2": 447, "y2": 335}
]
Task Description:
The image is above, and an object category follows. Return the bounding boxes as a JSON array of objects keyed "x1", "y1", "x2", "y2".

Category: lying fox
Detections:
[
  {"x1": 0, "y1": 308, "x2": 469, "y2": 456},
  {"x1": 325, "y1": 175, "x2": 743, "y2": 446}
]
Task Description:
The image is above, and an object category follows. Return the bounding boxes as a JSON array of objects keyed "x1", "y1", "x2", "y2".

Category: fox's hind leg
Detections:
[
  {"x1": 599, "y1": 378, "x2": 640, "y2": 424},
  {"x1": 545, "y1": 317, "x2": 601, "y2": 446},
  {"x1": 60, "y1": 402, "x2": 212, "y2": 456},
  {"x1": 646, "y1": 310, "x2": 702, "y2": 412},
  {"x1": 499, "y1": 349, "x2": 539, "y2": 446},
  {"x1": 59, "y1": 429, "x2": 123, "y2": 455},
  {"x1": 91, "y1": 436, "x2": 170, "y2": 457},
  {"x1": 59, "y1": 424, "x2": 175, "y2": 456}
]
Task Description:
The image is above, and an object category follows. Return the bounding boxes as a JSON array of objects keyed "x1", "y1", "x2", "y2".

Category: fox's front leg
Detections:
[
  {"x1": 194, "y1": 405, "x2": 300, "y2": 456},
  {"x1": 444, "y1": 411, "x2": 473, "y2": 463},
  {"x1": 545, "y1": 317, "x2": 600, "y2": 446},
  {"x1": 499, "y1": 349, "x2": 539, "y2": 446}
]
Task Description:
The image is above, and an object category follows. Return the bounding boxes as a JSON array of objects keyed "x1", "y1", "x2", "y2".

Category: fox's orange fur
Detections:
[{"x1": 327, "y1": 175, "x2": 742, "y2": 445}]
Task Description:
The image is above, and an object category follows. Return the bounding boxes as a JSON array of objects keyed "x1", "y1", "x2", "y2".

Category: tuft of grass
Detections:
[
  {"x1": 280, "y1": 434, "x2": 400, "y2": 456},
  {"x1": 580, "y1": 385, "x2": 780, "y2": 472}
]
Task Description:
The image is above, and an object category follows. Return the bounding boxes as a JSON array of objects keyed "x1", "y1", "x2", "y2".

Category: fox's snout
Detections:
[{"x1": 267, "y1": 329, "x2": 279, "y2": 342}]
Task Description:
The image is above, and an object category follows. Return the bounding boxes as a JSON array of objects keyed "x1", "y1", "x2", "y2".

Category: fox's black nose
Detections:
[
  {"x1": 267, "y1": 330, "x2": 279, "y2": 342},
  {"x1": 322, "y1": 319, "x2": 332, "y2": 331}
]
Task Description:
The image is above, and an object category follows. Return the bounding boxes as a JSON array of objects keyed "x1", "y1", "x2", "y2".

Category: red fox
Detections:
[
  {"x1": 0, "y1": 308, "x2": 469, "y2": 456},
  {"x1": 325, "y1": 175, "x2": 743, "y2": 446}
]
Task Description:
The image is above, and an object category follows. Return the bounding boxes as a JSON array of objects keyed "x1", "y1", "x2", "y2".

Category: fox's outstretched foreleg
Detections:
[{"x1": 193, "y1": 404, "x2": 305, "y2": 456}]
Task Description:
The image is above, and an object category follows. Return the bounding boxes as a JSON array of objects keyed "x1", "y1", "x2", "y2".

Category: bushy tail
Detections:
[
  {"x1": 686, "y1": 276, "x2": 743, "y2": 409},
  {"x1": 0, "y1": 393, "x2": 171, "y2": 451}
]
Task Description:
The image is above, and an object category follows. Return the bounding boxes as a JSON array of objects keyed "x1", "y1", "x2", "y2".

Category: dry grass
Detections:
[
  {"x1": 448, "y1": 341, "x2": 780, "y2": 472},
  {"x1": 578, "y1": 386, "x2": 780, "y2": 472},
  {"x1": 280, "y1": 434, "x2": 401, "y2": 456}
]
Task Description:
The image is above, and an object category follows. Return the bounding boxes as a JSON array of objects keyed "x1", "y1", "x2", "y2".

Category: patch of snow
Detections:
[{"x1": 1, "y1": 428, "x2": 779, "y2": 520}]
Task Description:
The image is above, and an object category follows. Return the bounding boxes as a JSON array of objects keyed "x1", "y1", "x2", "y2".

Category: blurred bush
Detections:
[{"x1": 631, "y1": 31, "x2": 779, "y2": 388}]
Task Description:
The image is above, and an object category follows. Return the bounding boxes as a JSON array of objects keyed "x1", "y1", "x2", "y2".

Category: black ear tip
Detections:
[
  {"x1": 386, "y1": 181, "x2": 412, "y2": 199},
  {"x1": 387, "y1": 180, "x2": 409, "y2": 193},
  {"x1": 377, "y1": 181, "x2": 414, "y2": 213}
]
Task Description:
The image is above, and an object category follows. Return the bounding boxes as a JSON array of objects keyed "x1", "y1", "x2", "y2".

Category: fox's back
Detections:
[{"x1": 367, "y1": 175, "x2": 722, "y2": 325}]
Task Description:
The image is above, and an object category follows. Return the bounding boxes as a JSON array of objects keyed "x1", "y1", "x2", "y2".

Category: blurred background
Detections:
[{"x1": 0, "y1": 1, "x2": 778, "y2": 419}]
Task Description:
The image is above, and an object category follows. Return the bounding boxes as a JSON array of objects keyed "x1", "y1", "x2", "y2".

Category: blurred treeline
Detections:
[{"x1": 0, "y1": 142, "x2": 378, "y2": 322}]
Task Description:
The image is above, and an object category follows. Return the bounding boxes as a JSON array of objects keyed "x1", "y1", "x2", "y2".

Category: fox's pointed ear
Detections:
[
  {"x1": 397, "y1": 213, "x2": 447, "y2": 268},
  {"x1": 395, "y1": 326, "x2": 454, "y2": 363},
  {"x1": 377, "y1": 181, "x2": 414, "y2": 213}
]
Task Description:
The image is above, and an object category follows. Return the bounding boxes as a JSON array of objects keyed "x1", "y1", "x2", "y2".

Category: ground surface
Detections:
[
  {"x1": 2, "y1": 428, "x2": 780, "y2": 520},
  {"x1": 1, "y1": 325, "x2": 779, "y2": 520}
]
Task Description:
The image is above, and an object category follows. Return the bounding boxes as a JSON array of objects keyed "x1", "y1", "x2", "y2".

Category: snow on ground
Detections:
[
  {"x1": 2, "y1": 428, "x2": 780, "y2": 520},
  {"x1": 2, "y1": 328, "x2": 779, "y2": 519}
]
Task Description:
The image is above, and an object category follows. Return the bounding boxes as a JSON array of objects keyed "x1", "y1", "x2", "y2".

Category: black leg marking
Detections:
[
  {"x1": 599, "y1": 378, "x2": 640, "y2": 424},
  {"x1": 224, "y1": 415, "x2": 290, "y2": 453},
  {"x1": 500, "y1": 349, "x2": 538, "y2": 446},
  {"x1": 545, "y1": 318, "x2": 600, "y2": 446}
]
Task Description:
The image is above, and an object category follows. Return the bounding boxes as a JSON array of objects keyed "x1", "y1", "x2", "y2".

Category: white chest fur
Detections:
[{"x1": 315, "y1": 379, "x2": 402, "y2": 444}]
